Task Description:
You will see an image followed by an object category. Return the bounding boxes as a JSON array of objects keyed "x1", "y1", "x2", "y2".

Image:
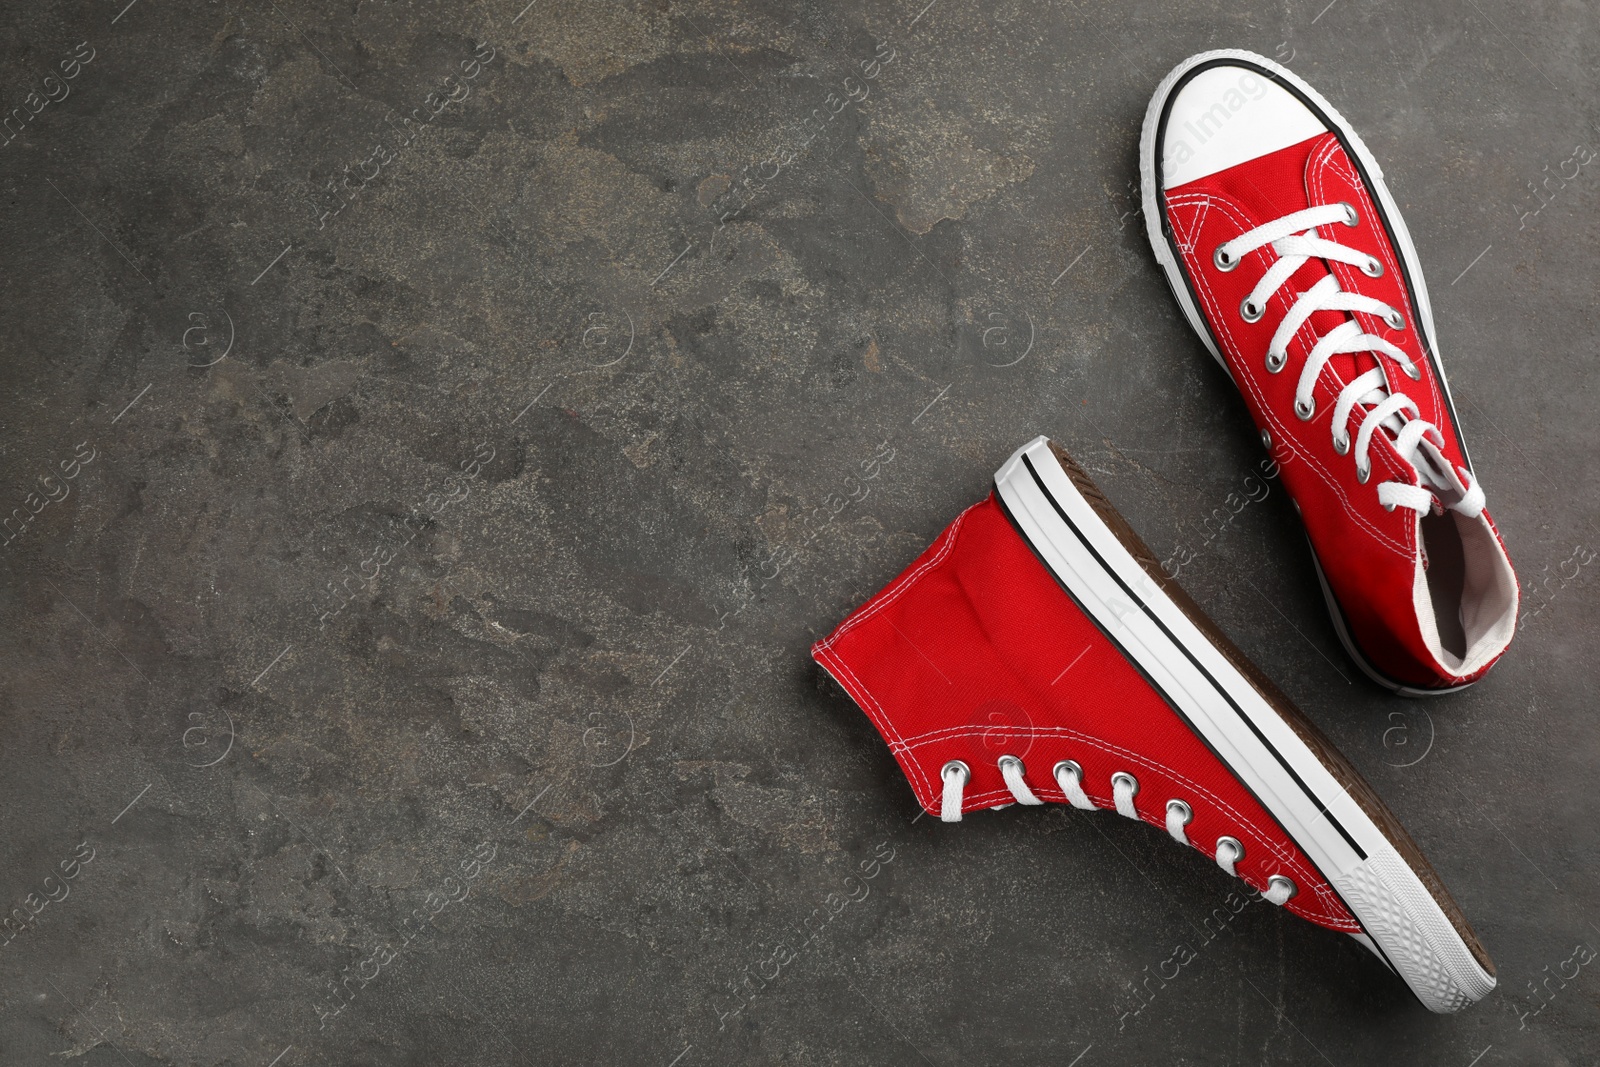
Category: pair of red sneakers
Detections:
[{"x1": 813, "y1": 51, "x2": 1517, "y2": 1013}]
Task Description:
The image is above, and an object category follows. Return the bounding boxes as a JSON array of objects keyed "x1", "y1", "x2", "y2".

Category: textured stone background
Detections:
[{"x1": 1, "y1": 1, "x2": 1596, "y2": 1064}]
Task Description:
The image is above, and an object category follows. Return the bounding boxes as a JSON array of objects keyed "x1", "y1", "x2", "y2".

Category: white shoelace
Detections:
[
  {"x1": 1215, "y1": 203, "x2": 1483, "y2": 518},
  {"x1": 941, "y1": 756, "x2": 1297, "y2": 906}
]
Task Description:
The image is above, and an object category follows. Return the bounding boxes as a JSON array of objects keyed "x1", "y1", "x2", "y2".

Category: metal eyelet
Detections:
[
  {"x1": 1356, "y1": 462, "x2": 1371, "y2": 484},
  {"x1": 1294, "y1": 396, "x2": 1315, "y2": 420},
  {"x1": 1267, "y1": 874, "x2": 1299, "y2": 901},
  {"x1": 1265, "y1": 350, "x2": 1286, "y2": 373},
  {"x1": 1403, "y1": 360, "x2": 1422, "y2": 381},
  {"x1": 1338, "y1": 201, "x2": 1359, "y2": 227},
  {"x1": 1332, "y1": 433, "x2": 1350, "y2": 455},
  {"x1": 1384, "y1": 308, "x2": 1405, "y2": 331},
  {"x1": 1111, "y1": 771, "x2": 1140, "y2": 796},
  {"x1": 1166, "y1": 799, "x2": 1193, "y2": 825},
  {"x1": 1382, "y1": 501, "x2": 1397, "y2": 512},
  {"x1": 1361, "y1": 257, "x2": 1384, "y2": 278},
  {"x1": 998, "y1": 754, "x2": 1022, "y2": 772},
  {"x1": 942, "y1": 760, "x2": 970, "y2": 783},
  {"x1": 1260, "y1": 428, "x2": 1273, "y2": 450},
  {"x1": 1214, "y1": 245, "x2": 1239, "y2": 272},
  {"x1": 1216, "y1": 836, "x2": 1245, "y2": 861},
  {"x1": 1053, "y1": 759, "x2": 1082, "y2": 783},
  {"x1": 1240, "y1": 297, "x2": 1265, "y2": 323}
]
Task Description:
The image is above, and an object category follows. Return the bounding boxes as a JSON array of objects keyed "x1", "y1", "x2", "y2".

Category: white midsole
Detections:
[{"x1": 994, "y1": 436, "x2": 1494, "y2": 1011}]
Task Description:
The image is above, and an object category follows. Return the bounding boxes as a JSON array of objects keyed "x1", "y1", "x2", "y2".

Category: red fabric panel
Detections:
[
  {"x1": 813, "y1": 493, "x2": 1358, "y2": 931},
  {"x1": 1163, "y1": 134, "x2": 1512, "y2": 687}
]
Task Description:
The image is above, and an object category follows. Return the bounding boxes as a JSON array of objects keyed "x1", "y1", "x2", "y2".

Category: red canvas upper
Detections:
[
  {"x1": 813, "y1": 493, "x2": 1359, "y2": 933},
  {"x1": 1163, "y1": 133, "x2": 1515, "y2": 688}
]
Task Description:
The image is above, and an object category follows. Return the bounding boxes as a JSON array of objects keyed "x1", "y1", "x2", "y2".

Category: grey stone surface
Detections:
[{"x1": 0, "y1": 0, "x2": 1596, "y2": 1063}]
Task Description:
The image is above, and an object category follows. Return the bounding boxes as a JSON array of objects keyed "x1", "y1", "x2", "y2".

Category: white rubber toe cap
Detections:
[{"x1": 1160, "y1": 62, "x2": 1327, "y2": 187}]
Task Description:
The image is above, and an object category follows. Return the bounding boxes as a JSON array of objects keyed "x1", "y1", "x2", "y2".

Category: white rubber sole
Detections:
[
  {"x1": 1137, "y1": 49, "x2": 1479, "y2": 695},
  {"x1": 994, "y1": 436, "x2": 1495, "y2": 1013}
]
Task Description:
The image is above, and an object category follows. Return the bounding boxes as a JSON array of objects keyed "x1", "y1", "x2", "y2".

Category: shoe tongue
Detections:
[{"x1": 1415, "y1": 437, "x2": 1466, "y2": 509}]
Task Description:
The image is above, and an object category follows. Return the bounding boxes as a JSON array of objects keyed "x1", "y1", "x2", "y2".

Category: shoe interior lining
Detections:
[{"x1": 1415, "y1": 510, "x2": 1518, "y2": 676}]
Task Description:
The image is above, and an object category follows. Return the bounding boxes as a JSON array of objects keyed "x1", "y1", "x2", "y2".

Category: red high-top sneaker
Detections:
[
  {"x1": 1139, "y1": 50, "x2": 1518, "y2": 695},
  {"x1": 813, "y1": 437, "x2": 1495, "y2": 1012}
]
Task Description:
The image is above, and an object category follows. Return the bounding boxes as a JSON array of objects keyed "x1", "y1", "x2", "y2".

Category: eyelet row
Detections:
[{"x1": 945, "y1": 757, "x2": 1299, "y2": 905}]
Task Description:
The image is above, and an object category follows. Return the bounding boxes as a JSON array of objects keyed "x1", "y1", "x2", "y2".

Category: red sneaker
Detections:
[
  {"x1": 814, "y1": 437, "x2": 1496, "y2": 1012},
  {"x1": 1139, "y1": 50, "x2": 1518, "y2": 694}
]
